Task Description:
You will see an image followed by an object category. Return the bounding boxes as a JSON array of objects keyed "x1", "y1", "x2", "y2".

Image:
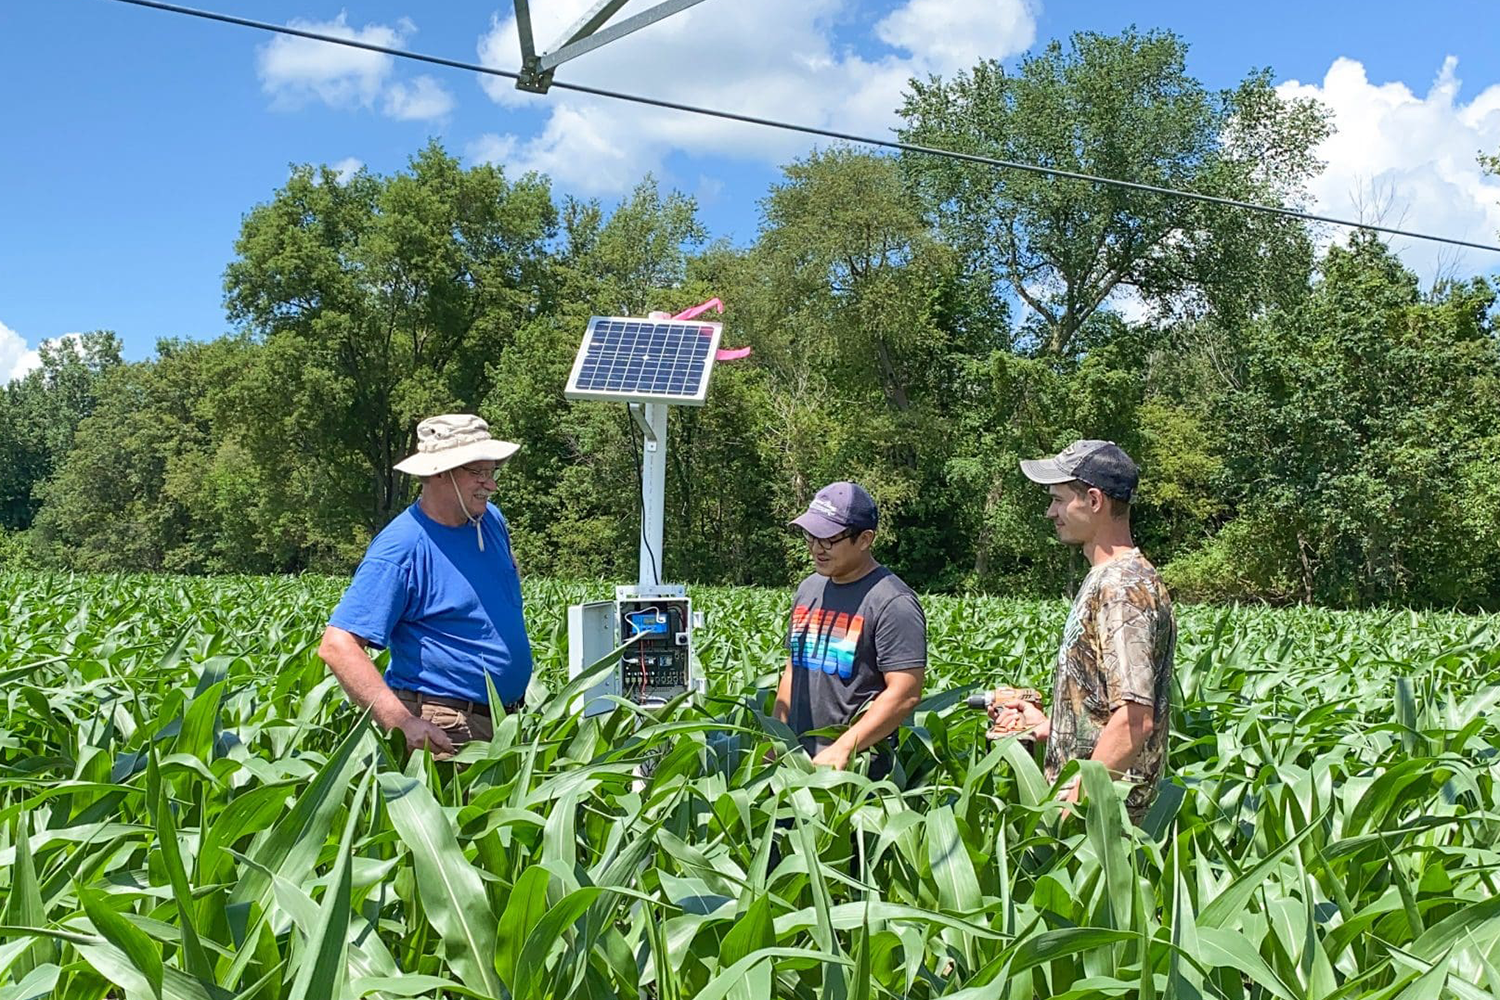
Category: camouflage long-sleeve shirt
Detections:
[{"x1": 1043, "y1": 548, "x2": 1175, "y2": 823}]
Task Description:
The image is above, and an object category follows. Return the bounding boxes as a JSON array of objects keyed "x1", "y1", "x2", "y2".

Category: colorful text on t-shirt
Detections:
[{"x1": 790, "y1": 605, "x2": 866, "y2": 681}]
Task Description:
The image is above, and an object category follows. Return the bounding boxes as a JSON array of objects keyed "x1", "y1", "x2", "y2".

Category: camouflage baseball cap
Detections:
[{"x1": 1020, "y1": 440, "x2": 1139, "y2": 502}]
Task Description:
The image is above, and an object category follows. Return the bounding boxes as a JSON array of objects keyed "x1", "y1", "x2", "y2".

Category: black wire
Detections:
[{"x1": 102, "y1": 0, "x2": 1500, "y2": 256}]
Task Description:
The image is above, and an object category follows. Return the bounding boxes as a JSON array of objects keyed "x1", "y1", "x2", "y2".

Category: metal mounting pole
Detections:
[
  {"x1": 512, "y1": 0, "x2": 545, "y2": 91},
  {"x1": 632, "y1": 403, "x2": 668, "y2": 588}
]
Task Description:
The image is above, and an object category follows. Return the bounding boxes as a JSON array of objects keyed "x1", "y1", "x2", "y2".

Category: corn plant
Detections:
[{"x1": 0, "y1": 571, "x2": 1497, "y2": 999}]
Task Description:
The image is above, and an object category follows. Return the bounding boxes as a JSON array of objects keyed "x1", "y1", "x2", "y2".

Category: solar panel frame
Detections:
[{"x1": 563, "y1": 316, "x2": 723, "y2": 405}]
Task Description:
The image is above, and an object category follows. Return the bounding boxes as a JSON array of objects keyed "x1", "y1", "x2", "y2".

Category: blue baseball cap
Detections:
[{"x1": 789, "y1": 481, "x2": 879, "y2": 537}]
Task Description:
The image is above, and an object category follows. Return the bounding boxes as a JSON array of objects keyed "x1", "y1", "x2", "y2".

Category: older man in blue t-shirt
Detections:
[{"x1": 318, "y1": 413, "x2": 533, "y2": 758}]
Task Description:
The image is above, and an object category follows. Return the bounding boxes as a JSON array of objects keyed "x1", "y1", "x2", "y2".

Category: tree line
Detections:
[{"x1": 4, "y1": 28, "x2": 1499, "y2": 609}]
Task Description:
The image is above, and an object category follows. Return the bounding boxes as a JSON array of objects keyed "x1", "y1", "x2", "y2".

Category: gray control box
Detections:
[{"x1": 567, "y1": 585, "x2": 705, "y2": 717}]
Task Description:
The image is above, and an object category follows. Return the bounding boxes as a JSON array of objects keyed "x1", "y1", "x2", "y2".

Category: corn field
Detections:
[{"x1": 1, "y1": 571, "x2": 1498, "y2": 1000}]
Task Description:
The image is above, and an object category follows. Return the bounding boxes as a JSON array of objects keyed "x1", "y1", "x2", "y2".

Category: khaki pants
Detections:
[{"x1": 396, "y1": 691, "x2": 494, "y2": 761}]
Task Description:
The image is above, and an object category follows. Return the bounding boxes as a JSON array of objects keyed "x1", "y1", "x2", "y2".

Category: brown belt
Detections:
[{"x1": 401, "y1": 691, "x2": 524, "y2": 719}]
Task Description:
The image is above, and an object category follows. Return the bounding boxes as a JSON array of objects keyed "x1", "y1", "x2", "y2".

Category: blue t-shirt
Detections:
[{"x1": 329, "y1": 501, "x2": 533, "y2": 705}]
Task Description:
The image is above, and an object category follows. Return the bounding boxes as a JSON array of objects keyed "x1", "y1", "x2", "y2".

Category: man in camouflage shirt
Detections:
[{"x1": 990, "y1": 440, "x2": 1175, "y2": 823}]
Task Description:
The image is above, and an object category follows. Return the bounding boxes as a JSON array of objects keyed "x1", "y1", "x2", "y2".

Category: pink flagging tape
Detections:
[
  {"x1": 669, "y1": 297, "x2": 750, "y2": 360},
  {"x1": 671, "y1": 298, "x2": 724, "y2": 321}
]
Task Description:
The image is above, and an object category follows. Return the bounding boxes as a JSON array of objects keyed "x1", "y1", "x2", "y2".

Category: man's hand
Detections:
[
  {"x1": 396, "y1": 715, "x2": 456, "y2": 755},
  {"x1": 811, "y1": 735, "x2": 856, "y2": 770},
  {"x1": 1057, "y1": 776, "x2": 1080, "y2": 820},
  {"x1": 990, "y1": 699, "x2": 1051, "y2": 741},
  {"x1": 773, "y1": 660, "x2": 793, "y2": 725}
]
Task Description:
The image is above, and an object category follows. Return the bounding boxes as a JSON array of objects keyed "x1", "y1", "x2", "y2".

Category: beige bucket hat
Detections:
[{"x1": 393, "y1": 414, "x2": 520, "y2": 477}]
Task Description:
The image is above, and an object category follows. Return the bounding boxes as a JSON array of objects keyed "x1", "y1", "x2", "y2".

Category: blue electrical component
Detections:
[{"x1": 627, "y1": 610, "x2": 668, "y2": 636}]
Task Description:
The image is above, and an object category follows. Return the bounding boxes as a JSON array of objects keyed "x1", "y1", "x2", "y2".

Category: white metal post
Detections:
[{"x1": 638, "y1": 402, "x2": 668, "y2": 588}]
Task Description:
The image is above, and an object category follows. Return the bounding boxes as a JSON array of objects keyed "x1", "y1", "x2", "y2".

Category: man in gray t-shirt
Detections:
[{"x1": 774, "y1": 481, "x2": 926, "y2": 773}]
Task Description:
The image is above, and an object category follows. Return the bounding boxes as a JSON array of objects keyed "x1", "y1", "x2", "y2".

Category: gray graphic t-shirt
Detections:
[{"x1": 785, "y1": 566, "x2": 926, "y2": 753}]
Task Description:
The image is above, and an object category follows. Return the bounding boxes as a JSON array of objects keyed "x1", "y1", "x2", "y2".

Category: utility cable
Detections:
[{"x1": 103, "y1": 0, "x2": 1500, "y2": 255}]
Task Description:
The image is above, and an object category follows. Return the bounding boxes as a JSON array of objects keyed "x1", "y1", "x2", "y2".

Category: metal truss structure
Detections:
[{"x1": 512, "y1": 0, "x2": 714, "y2": 93}]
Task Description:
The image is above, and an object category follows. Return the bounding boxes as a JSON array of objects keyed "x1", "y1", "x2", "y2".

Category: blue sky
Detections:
[{"x1": 3, "y1": 0, "x2": 1499, "y2": 379}]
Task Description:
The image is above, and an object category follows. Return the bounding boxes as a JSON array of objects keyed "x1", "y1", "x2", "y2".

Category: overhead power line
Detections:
[{"x1": 104, "y1": 0, "x2": 1500, "y2": 255}]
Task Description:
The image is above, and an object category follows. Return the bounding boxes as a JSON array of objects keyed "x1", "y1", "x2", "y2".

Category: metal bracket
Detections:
[
  {"x1": 628, "y1": 403, "x2": 658, "y2": 450},
  {"x1": 513, "y1": 0, "x2": 713, "y2": 93},
  {"x1": 512, "y1": 0, "x2": 549, "y2": 92}
]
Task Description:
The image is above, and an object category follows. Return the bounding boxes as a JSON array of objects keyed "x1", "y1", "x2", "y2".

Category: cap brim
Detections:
[
  {"x1": 1019, "y1": 457, "x2": 1075, "y2": 485},
  {"x1": 789, "y1": 510, "x2": 846, "y2": 538},
  {"x1": 394, "y1": 439, "x2": 521, "y2": 476}
]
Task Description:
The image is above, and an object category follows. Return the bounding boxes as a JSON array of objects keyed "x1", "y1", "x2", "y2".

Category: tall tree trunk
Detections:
[
  {"x1": 972, "y1": 479, "x2": 1006, "y2": 578},
  {"x1": 1297, "y1": 531, "x2": 1316, "y2": 604}
]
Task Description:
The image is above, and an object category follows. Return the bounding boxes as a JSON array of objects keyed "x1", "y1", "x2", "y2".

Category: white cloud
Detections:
[
  {"x1": 875, "y1": 0, "x2": 1037, "y2": 76},
  {"x1": 466, "y1": 133, "x2": 518, "y2": 168},
  {"x1": 330, "y1": 157, "x2": 364, "y2": 183},
  {"x1": 0, "y1": 320, "x2": 40, "y2": 385},
  {"x1": 257, "y1": 14, "x2": 454, "y2": 122},
  {"x1": 1278, "y1": 57, "x2": 1500, "y2": 282},
  {"x1": 473, "y1": 0, "x2": 1038, "y2": 195},
  {"x1": 258, "y1": 13, "x2": 406, "y2": 109},
  {"x1": 471, "y1": 105, "x2": 639, "y2": 194},
  {"x1": 695, "y1": 174, "x2": 725, "y2": 205},
  {"x1": 0, "y1": 329, "x2": 89, "y2": 386},
  {"x1": 383, "y1": 75, "x2": 455, "y2": 121}
]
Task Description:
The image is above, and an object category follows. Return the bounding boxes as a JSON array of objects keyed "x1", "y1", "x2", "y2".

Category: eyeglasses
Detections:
[
  {"x1": 803, "y1": 528, "x2": 860, "y2": 551},
  {"x1": 458, "y1": 465, "x2": 501, "y2": 482}
]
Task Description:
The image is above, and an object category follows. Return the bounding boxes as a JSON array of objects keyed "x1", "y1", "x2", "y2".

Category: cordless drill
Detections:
[{"x1": 967, "y1": 686, "x2": 1045, "y2": 740}]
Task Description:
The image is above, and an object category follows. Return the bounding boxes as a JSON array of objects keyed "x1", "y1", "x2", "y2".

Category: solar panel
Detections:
[{"x1": 563, "y1": 316, "x2": 723, "y2": 405}]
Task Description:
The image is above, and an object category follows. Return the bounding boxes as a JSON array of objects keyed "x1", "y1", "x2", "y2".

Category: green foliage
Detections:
[
  {"x1": 1482, "y1": 146, "x2": 1499, "y2": 180},
  {"x1": 727, "y1": 147, "x2": 984, "y2": 585},
  {"x1": 1, "y1": 571, "x2": 1497, "y2": 998},
  {"x1": 31, "y1": 337, "x2": 263, "y2": 573},
  {"x1": 0, "y1": 331, "x2": 123, "y2": 530},
  {"x1": 897, "y1": 29, "x2": 1329, "y2": 354},
  {"x1": 10, "y1": 28, "x2": 1500, "y2": 607},
  {"x1": 1197, "y1": 235, "x2": 1500, "y2": 607},
  {"x1": 223, "y1": 141, "x2": 558, "y2": 539},
  {"x1": 0, "y1": 527, "x2": 32, "y2": 570}
]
